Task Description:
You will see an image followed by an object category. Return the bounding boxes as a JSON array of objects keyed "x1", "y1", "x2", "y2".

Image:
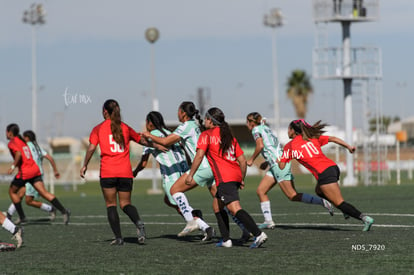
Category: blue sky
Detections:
[{"x1": 0, "y1": 0, "x2": 412, "y2": 142}]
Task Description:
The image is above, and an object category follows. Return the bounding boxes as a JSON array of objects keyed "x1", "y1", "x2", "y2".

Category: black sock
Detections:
[
  {"x1": 215, "y1": 210, "x2": 230, "y2": 241},
  {"x1": 122, "y1": 204, "x2": 141, "y2": 225},
  {"x1": 107, "y1": 206, "x2": 122, "y2": 239},
  {"x1": 235, "y1": 209, "x2": 261, "y2": 237},
  {"x1": 50, "y1": 198, "x2": 66, "y2": 214},
  {"x1": 338, "y1": 201, "x2": 362, "y2": 220},
  {"x1": 14, "y1": 202, "x2": 25, "y2": 220}
]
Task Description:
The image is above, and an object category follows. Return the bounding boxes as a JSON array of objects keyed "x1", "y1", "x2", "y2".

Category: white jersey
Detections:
[
  {"x1": 251, "y1": 124, "x2": 282, "y2": 167},
  {"x1": 173, "y1": 120, "x2": 210, "y2": 169}
]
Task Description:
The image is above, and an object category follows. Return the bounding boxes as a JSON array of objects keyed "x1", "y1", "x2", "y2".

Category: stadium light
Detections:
[
  {"x1": 145, "y1": 27, "x2": 162, "y2": 195},
  {"x1": 264, "y1": 8, "x2": 283, "y2": 132},
  {"x1": 23, "y1": 3, "x2": 46, "y2": 133}
]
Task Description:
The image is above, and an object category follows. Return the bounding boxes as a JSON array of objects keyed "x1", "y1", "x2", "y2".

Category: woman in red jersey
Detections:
[
  {"x1": 186, "y1": 107, "x2": 268, "y2": 249},
  {"x1": 80, "y1": 99, "x2": 154, "y2": 245},
  {"x1": 6, "y1": 123, "x2": 70, "y2": 225},
  {"x1": 278, "y1": 119, "x2": 374, "y2": 231}
]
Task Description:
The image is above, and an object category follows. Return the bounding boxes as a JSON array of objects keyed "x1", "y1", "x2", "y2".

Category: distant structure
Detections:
[{"x1": 312, "y1": 0, "x2": 385, "y2": 186}]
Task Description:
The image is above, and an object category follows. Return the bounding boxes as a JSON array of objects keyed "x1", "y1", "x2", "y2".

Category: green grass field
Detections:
[{"x1": 1, "y1": 175, "x2": 413, "y2": 274}]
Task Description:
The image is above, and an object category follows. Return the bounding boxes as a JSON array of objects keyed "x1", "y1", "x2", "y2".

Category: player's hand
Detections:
[
  {"x1": 54, "y1": 171, "x2": 61, "y2": 179},
  {"x1": 247, "y1": 159, "x2": 253, "y2": 167},
  {"x1": 142, "y1": 131, "x2": 151, "y2": 139},
  {"x1": 239, "y1": 181, "x2": 245, "y2": 190},
  {"x1": 80, "y1": 166, "x2": 87, "y2": 178},
  {"x1": 185, "y1": 174, "x2": 193, "y2": 185},
  {"x1": 348, "y1": 146, "x2": 356, "y2": 154}
]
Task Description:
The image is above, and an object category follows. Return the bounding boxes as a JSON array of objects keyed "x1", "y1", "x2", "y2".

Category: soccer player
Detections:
[
  {"x1": 6, "y1": 124, "x2": 70, "y2": 226},
  {"x1": 186, "y1": 107, "x2": 268, "y2": 248},
  {"x1": 278, "y1": 119, "x2": 374, "y2": 231},
  {"x1": 80, "y1": 99, "x2": 149, "y2": 245},
  {"x1": 134, "y1": 111, "x2": 214, "y2": 239},
  {"x1": 141, "y1": 102, "x2": 214, "y2": 239},
  {"x1": 4, "y1": 130, "x2": 59, "y2": 223},
  {"x1": 0, "y1": 211, "x2": 23, "y2": 248},
  {"x1": 246, "y1": 112, "x2": 333, "y2": 229}
]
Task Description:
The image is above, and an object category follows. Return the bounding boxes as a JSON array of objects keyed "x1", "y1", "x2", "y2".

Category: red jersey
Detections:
[
  {"x1": 89, "y1": 119, "x2": 141, "y2": 178},
  {"x1": 8, "y1": 136, "x2": 41, "y2": 180},
  {"x1": 280, "y1": 135, "x2": 336, "y2": 179},
  {"x1": 197, "y1": 127, "x2": 244, "y2": 185}
]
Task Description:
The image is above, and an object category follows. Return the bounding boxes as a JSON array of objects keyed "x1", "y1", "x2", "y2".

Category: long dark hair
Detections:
[
  {"x1": 206, "y1": 107, "x2": 233, "y2": 156},
  {"x1": 179, "y1": 101, "x2": 205, "y2": 131},
  {"x1": 103, "y1": 99, "x2": 124, "y2": 148},
  {"x1": 23, "y1": 130, "x2": 43, "y2": 160},
  {"x1": 6, "y1": 123, "x2": 26, "y2": 143},
  {"x1": 289, "y1": 119, "x2": 327, "y2": 140},
  {"x1": 146, "y1": 111, "x2": 170, "y2": 137}
]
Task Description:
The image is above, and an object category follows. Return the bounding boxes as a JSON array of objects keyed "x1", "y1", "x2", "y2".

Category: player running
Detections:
[
  {"x1": 278, "y1": 119, "x2": 374, "y2": 231},
  {"x1": 245, "y1": 112, "x2": 333, "y2": 229}
]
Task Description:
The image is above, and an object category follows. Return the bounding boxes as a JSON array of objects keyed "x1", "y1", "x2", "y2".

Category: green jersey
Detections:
[
  {"x1": 143, "y1": 128, "x2": 189, "y2": 182},
  {"x1": 27, "y1": 141, "x2": 47, "y2": 175},
  {"x1": 173, "y1": 120, "x2": 210, "y2": 169},
  {"x1": 251, "y1": 124, "x2": 282, "y2": 167}
]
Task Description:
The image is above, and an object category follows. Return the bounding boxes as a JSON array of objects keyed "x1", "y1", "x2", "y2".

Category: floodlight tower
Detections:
[
  {"x1": 312, "y1": 0, "x2": 381, "y2": 186},
  {"x1": 264, "y1": 8, "x2": 283, "y2": 132},
  {"x1": 145, "y1": 27, "x2": 162, "y2": 194},
  {"x1": 23, "y1": 3, "x2": 46, "y2": 133}
]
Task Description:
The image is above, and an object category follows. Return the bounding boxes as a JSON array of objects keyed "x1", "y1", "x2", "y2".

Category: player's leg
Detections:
[
  {"x1": 101, "y1": 180, "x2": 123, "y2": 245},
  {"x1": 256, "y1": 173, "x2": 277, "y2": 229},
  {"x1": 8, "y1": 179, "x2": 26, "y2": 222}
]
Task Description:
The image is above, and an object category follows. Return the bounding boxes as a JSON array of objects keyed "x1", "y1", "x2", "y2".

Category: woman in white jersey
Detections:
[
  {"x1": 134, "y1": 111, "x2": 214, "y2": 239},
  {"x1": 4, "y1": 130, "x2": 59, "y2": 223},
  {"x1": 246, "y1": 112, "x2": 334, "y2": 229}
]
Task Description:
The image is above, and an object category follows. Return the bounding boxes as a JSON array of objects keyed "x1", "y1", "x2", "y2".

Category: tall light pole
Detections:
[
  {"x1": 264, "y1": 8, "x2": 283, "y2": 132},
  {"x1": 145, "y1": 27, "x2": 162, "y2": 194},
  {"x1": 23, "y1": 3, "x2": 46, "y2": 133}
]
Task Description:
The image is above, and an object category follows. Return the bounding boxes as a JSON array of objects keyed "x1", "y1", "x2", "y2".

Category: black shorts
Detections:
[
  {"x1": 215, "y1": 181, "x2": 241, "y2": 205},
  {"x1": 317, "y1": 165, "x2": 340, "y2": 185},
  {"x1": 11, "y1": 175, "x2": 43, "y2": 188},
  {"x1": 100, "y1": 177, "x2": 133, "y2": 192}
]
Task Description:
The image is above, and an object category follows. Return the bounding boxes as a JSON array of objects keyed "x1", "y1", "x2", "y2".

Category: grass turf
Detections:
[{"x1": 0, "y1": 174, "x2": 413, "y2": 274}]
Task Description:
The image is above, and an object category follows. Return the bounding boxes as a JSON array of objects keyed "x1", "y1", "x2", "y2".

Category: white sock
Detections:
[
  {"x1": 260, "y1": 201, "x2": 273, "y2": 222},
  {"x1": 2, "y1": 218, "x2": 16, "y2": 234},
  {"x1": 40, "y1": 203, "x2": 52, "y2": 212},
  {"x1": 172, "y1": 192, "x2": 194, "y2": 222},
  {"x1": 7, "y1": 203, "x2": 16, "y2": 216},
  {"x1": 195, "y1": 218, "x2": 209, "y2": 231}
]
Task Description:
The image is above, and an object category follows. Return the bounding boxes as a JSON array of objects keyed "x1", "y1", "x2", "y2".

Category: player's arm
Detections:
[
  {"x1": 138, "y1": 137, "x2": 168, "y2": 152},
  {"x1": 44, "y1": 154, "x2": 60, "y2": 179},
  {"x1": 8, "y1": 151, "x2": 21, "y2": 175},
  {"x1": 80, "y1": 143, "x2": 97, "y2": 178},
  {"x1": 237, "y1": 154, "x2": 247, "y2": 185},
  {"x1": 247, "y1": 137, "x2": 264, "y2": 166},
  {"x1": 185, "y1": 148, "x2": 205, "y2": 185},
  {"x1": 133, "y1": 153, "x2": 150, "y2": 177},
  {"x1": 328, "y1": 136, "x2": 355, "y2": 154},
  {"x1": 142, "y1": 131, "x2": 180, "y2": 147}
]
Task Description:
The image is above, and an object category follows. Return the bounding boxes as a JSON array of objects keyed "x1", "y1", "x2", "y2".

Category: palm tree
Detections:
[{"x1": 286, "y1": 69, "x2": 313, "y2": 118}]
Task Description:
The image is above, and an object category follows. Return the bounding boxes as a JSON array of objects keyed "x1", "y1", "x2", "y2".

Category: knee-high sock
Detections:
[
  {"x1": 224, "y1": 207, "x2": 250, "y2": 235},
  {"x1": 338, "y1": 201, "x2": 362, "y2": 220},
  {"x1": 300, "y1": 193, "x2": 324, "y2": 205},
  {"x1": 7, "y1": 203, "x2": 16, "y2": 216},
  {"x1": 172, "y1": 192, "x2": 194, "y2": 222},
  {"x1": 107, "y1": 206, "x2": 122, "y2": 239},
  {"x1": 235, "y1": 209, "x2": 261, "y2": 237},
  {"x1": 13, "y1": 202, "x2": 25, "y2": 220},
  {"x1": 2, "y1": 218, "x2": 16, "y2": 234},
  {"x1": 122, "y1": 204, "x2": 141, "y2": 225},
  {"x1": 50, "y1": 198, "x2": 66, "y2": 214},
  {"x1": 215, "y1": 210, "x2": 230, "y2": 241},
  {"x1": 260, "y1": 201, "x2": 273, "y2": 221}
]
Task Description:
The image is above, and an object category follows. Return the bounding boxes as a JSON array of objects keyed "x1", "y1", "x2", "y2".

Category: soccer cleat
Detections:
[
  {"x1": 137, "y1": 221, "x2": 146, "y2": 244},
  {"x1": 2, "y1": 211, "x2": 12, "y2": 220},
  {"x1": 177, "y1": 220, "x2": 199, "y2": 237},
  {"x1": 323, "y1": 199, "x2": 334, "y2": 216},
  {"x1": 202, "y1": 227, "x2": 215, "y2": 242},
  {"x1": 216, "y1": 239, "x2": 232, "y2": 248},
  {"x1": 362, "y1": 215, "x2": 374, "y2": 232},
  {"x1": 49, "y1": 207, "x2": 57, "y2": 221},
  {"x1": 0, "y1": 242, "x2": 16, "y2": 252},
  {"x1": 63, "y1": 209, "x2": 71, "y2": 225},
  {"x1": 343, "y1": 213, "x2": 350, "y2": 219},
  {"x1": 12, "y1": 227, "x2": 23, "y2": 249},
  {"x1": 258, "y1": 220, "x2": 276, "y2": 229},
  {"x1": 249, "y1": 232, "x2": 268, "y2": 249},
  {"x1": 110, "y1": 238, "x2": 124, "y2": 246}
]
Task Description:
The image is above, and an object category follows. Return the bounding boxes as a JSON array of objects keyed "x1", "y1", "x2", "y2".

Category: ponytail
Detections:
[
  {"x1": 103, "y1": 99, "x2": 125, "y2": 148},
  {"x1": 179, "y1": 101, "x2": 205, "y2": 131},
  {"x1": 23, "y1": 130, "x2": 43, "y2": 160},
  {"x1": 289, "y1": 119, "x2": 328, "y2": 140},
  {"x1": 206, "y1": 107, "x2": 233, "y2": 156}
]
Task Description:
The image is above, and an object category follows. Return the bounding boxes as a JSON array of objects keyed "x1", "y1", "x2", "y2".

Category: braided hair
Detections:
[
  {"x1": 23, "y1": 130, "x2": 43, "y2": 161},
  {"x1": 179, "y1": 101, "x2": 205, "y2": 131}
]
